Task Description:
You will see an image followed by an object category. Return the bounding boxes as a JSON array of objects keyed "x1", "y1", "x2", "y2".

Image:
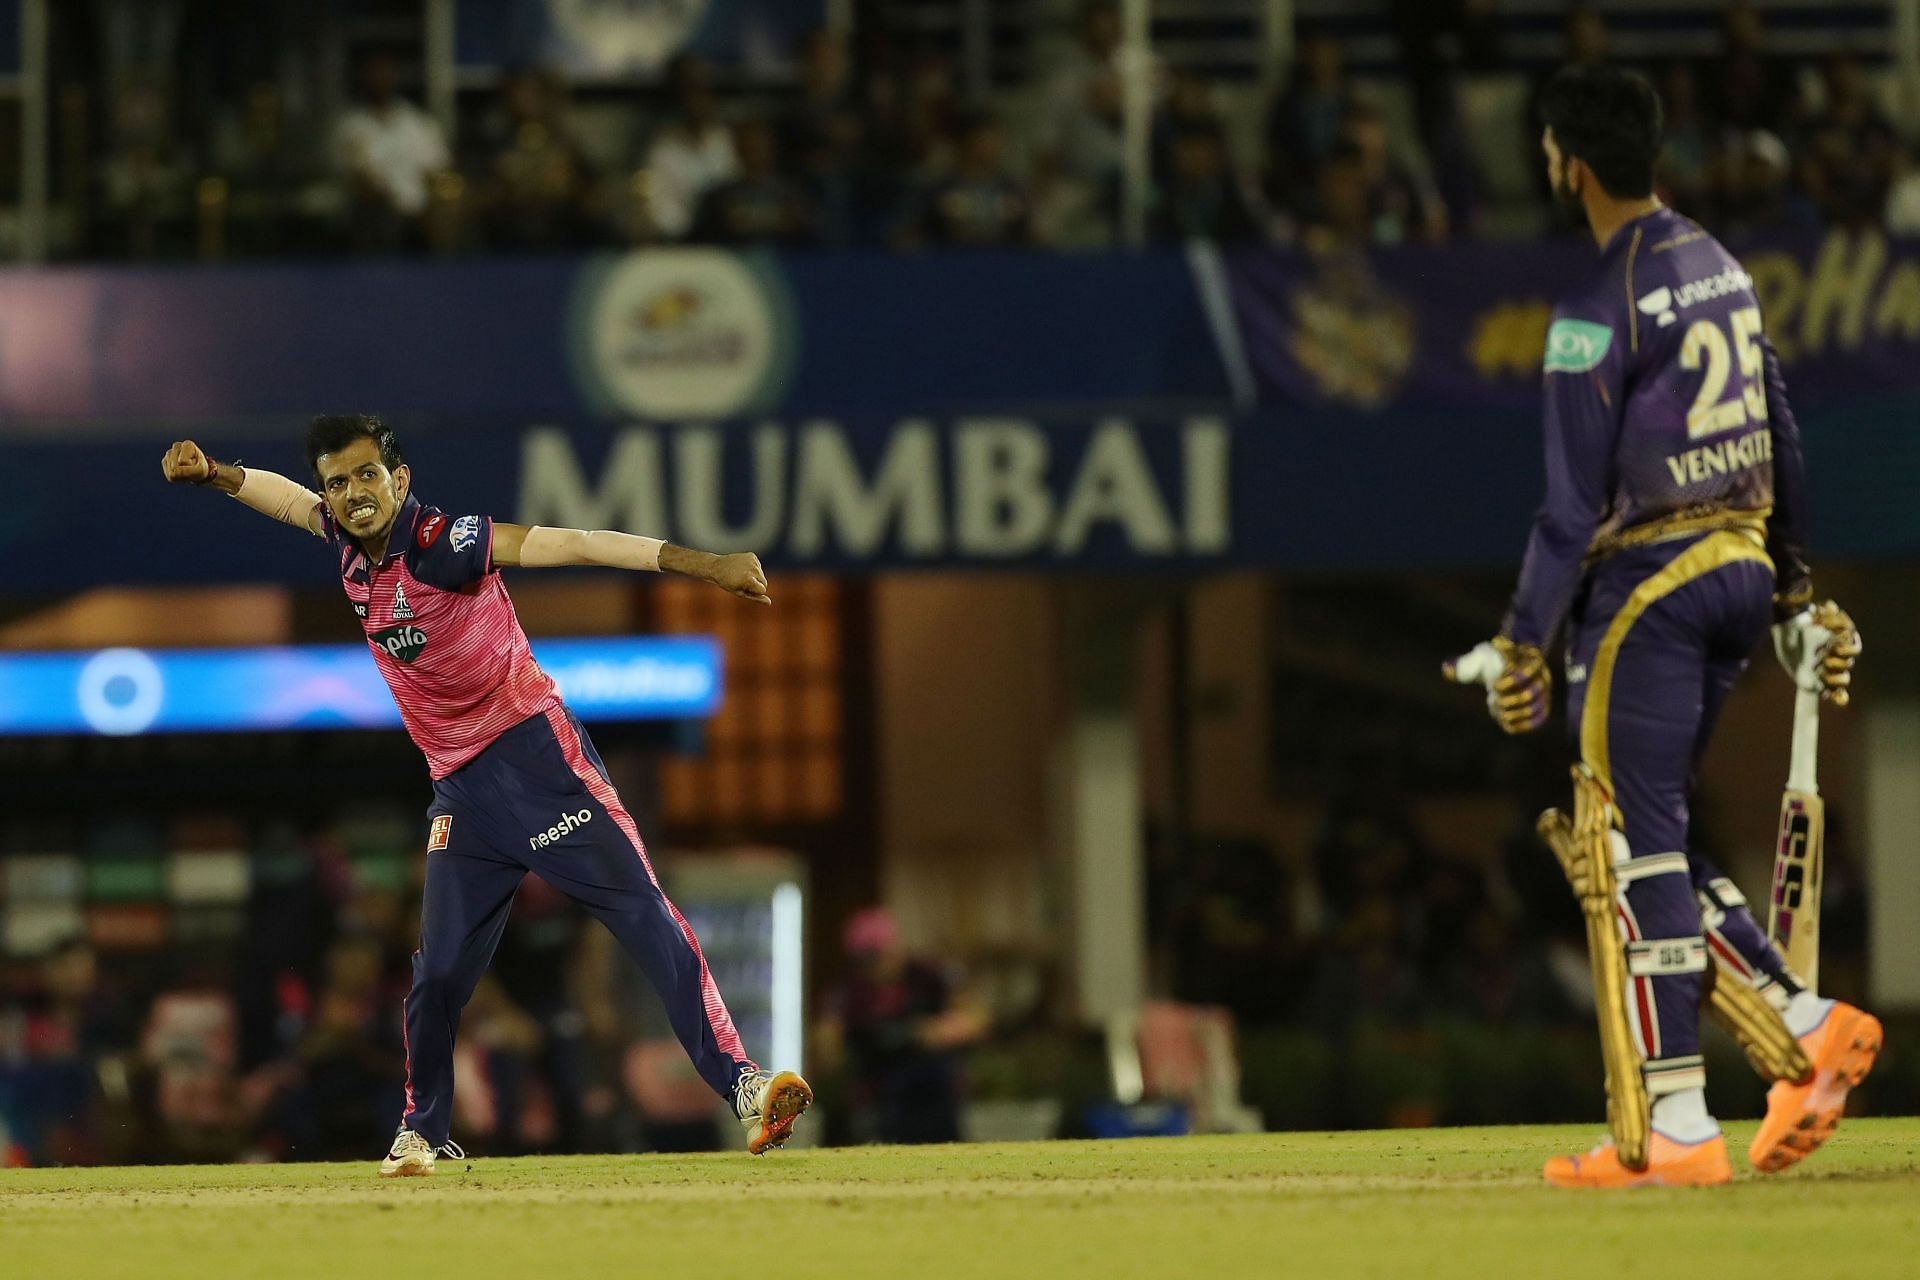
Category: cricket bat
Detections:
[{"x1": 1768, "y1": 685, "x2": 1823, "y2": 990}]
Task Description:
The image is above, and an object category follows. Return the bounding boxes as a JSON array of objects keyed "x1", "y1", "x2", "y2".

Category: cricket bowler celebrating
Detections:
[
  {"x1": 162, "y1": 415, "x2": 812, "y2": 1175},
  {"x1": 1446, "y1": 67, "x2": 1879, "y2": 1188}
]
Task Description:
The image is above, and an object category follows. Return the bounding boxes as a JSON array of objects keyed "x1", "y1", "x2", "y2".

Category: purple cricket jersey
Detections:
[{"x1": 1503, "y1": 206, "x2": 1812, "y2": 649}]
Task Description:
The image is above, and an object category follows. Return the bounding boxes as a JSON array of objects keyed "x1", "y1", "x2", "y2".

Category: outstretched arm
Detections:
[
  {"x1": 161, "y1": 440, "x2": 325, "y2": 537},
  {"x1": 492, "y1": 522, "x2": 771, "y2": 605}
]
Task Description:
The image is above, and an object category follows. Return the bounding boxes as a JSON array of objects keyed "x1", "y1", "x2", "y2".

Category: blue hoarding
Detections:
[
  {"x1": 0, "y1": 637, "x2": 722, "y2": 736},
  {"x1": 3, "y1": 236, "x2": 1918, "y2": 587}
]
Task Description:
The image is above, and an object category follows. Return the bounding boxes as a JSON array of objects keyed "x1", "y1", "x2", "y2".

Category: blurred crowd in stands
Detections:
[
  {"x1": 28, "y1": 0, "x2": 1920, "y2": 262},
  {"x1": 0, "y1": 819, "x2": 988, "y2": 1166},
  {"x1": 1156, "y1": 791, "x2": 1872, "y2": 1040},
  {"x1": 1, "y1": 787, "x2": 1869, "y2": 1165}
]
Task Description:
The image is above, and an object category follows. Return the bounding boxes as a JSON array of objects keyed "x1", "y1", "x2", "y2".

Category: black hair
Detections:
[
  {"x1": 1539, "y1": 63, "x2": 1663, "y2": 199},
  {"x1": 305, "y1": 413, "x2": 404, "y2": 479}
]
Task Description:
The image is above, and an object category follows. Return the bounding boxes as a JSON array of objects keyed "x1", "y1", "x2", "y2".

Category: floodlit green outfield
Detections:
[{"x1": 6, "y1": 1120, "x2": 1920, "y2": 1280}]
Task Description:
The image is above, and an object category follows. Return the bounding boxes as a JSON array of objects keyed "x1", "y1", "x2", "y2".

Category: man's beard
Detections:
[{"x1": 1552, "y1": 171, "x2": 1584, "y2": 222}]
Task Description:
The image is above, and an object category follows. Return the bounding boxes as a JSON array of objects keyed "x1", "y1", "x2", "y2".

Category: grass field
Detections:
[{"x1": 7, "y1": 1120, "x2": 1920, "y2": 1279}]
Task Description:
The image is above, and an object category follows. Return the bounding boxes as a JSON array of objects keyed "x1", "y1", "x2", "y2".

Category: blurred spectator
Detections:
[
  {"x1": 1304, "y1": 894, "x2": 1423, "y2": 1033},
  {"x1": 1526, "y1": 6, "x2": 1610, "y2": 210},
  {"x1": 331, "y1": 52, "x2": 451, "y2": 253},
  {"x1": 1435, "y1": 905, "x2": 1569, "y2": 1024},
  {"x1": 1563, "y1": 4, "x2": 1611, "y2": 69},
  {"x1": 1155, "y1": 70, "x2": 1222, "y2": 179},
  {"x1": 816, "y1": 907, "x2": 986, "y2": 1145},
  {"x1": 97, "y1": 73, "x2": 192, "y2": 259},
  {"x1": 1797, "y1": 56, "x2": 1898, "y2": 229},
  {"x1": 1388, "y1": 0, "x2": 1497, "y2": 226},
  {"x1": 1709, "y1": 0, "x2": 1801, "y2": 137},
  {"x1": 1719, "y1": 130, "x2": 1819, "y2": 239},
  {"x1": 293, "y1": 937, "x2": 402, "y2": 1159},
  {"x1": 206, "y1": 81, "x2": 328, "y2": 256},
  {"x1": 1149, "y1": 126, "x2": 1266, "y2": 245},
  {"x1": 1266, "y1": 32, "x2": 1354, "y2": 220},
  {"x1": 639, "y1": 54, "x2": 739, "y2": 241},
  {"x1": 1040, "y1": 1, "x2": 1125, "y2": 189},
  {"x1": 1656, "y1": 62, "x2": 1714, "y2": 219},
  {"x1": 1308, "y1": 104, "x2": 1446, "y2": 247},
  {"x1": 902, "y1": 114, "x2": 1030, "y2": 248},
  {"x1": 1884, "y1": 144, "x2": 1920, "y2": 237},
  {"x1": 1167, "y1": 838, "x2": 1299, "y2": 1024},
  {"x1": 780, "y1": 28, "x2": 872, "y2": 245},
  {"x1": 693, "y1": 119, "x2": 818, "y2": 246},
  {"x1": 477, "y1": 69, "x2": 600, "y2": 251},
  {"x1": 41, "y1": 937, "x2": 135, "y2": 1059}
]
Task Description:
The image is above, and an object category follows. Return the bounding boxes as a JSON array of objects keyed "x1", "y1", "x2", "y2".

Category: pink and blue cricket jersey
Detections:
[{"x1": 319, "y1": 495, "x2": 755, "y2": 1146}]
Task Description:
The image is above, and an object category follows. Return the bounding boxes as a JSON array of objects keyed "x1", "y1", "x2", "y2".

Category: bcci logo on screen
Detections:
[{"x1": 571, "y1": 249, "x2": 794, "y2": 420}]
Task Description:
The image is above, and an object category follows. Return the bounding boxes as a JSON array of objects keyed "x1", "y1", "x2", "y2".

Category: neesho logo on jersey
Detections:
[
  {"x1": 529, "y1": 808, "x2": 594, "y2": 850},
  {"x1": 370, "y1": 623, "x2": 427, "y2": 663}
]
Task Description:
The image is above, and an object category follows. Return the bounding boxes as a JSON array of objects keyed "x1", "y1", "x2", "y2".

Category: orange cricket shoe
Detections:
[
  {"x1": 1749, "y1": 1001, "x2": 1883, "y2": 1174},
  {"x1": 1543, "y1": 1133, "x2": 1733, "y2": 1189}
]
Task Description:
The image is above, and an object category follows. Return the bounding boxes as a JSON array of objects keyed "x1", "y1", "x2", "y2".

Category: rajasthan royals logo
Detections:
[{"x1": 451, "y1": 516, "x2": 480, "y2": 553}]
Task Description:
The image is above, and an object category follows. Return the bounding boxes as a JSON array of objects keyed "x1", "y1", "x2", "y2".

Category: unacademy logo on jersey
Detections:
[
  {"x1": 1638, "y1": 267, "x2": 1753, "y2": 328},
  {"x1": 371, "y1": 623, "x2": 427, "y2": 663},
  {"x1": 529, "y1": 808, "x2": 594, "y2": 850}
]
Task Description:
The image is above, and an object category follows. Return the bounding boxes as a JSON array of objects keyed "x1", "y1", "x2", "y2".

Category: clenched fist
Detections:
[
  {"x1": 161, "y1": 440, "x2": 216, "y2": 485},
  {"x1": 712, "y1": 552, "x2": 771, "y2": 605}
]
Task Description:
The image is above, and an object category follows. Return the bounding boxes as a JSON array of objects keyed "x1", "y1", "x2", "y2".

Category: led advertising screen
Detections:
[{"x1": 0, "y1": 637, "x2": 722, "y2": 736}]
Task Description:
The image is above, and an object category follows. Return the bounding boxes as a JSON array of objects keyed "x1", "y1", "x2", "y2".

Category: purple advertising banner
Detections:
[{"x1": 1223, "y1": 229, "x2": 1920, "y2": 415}]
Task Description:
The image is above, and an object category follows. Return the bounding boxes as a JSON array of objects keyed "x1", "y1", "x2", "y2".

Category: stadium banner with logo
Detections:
[
  {"x1": 1222, "y1": 229, "x2": 1920, "y2": 415},
  {"x1": 2, "y1": 235, "x2": 1918, "y2": 588}
]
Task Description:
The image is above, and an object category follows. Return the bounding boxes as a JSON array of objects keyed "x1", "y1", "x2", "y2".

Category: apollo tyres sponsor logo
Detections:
[
  {"x1": 370, "y1": 623, "x2": 428, "y2": 663},
  {"x1": 1637, "y1": 266, "x2": 1754, "y2": 329},
  {"x1": 529, "y1": 807, "x2": 594, "y2": 851},
  {"x1": 569, "y1": 249, "x2": 793, "y2": 420}
]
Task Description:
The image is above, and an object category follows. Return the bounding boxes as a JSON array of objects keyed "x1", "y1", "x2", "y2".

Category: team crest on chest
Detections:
[{"x1": 393, "y1": 583, "x2": 415, "y2": 620}]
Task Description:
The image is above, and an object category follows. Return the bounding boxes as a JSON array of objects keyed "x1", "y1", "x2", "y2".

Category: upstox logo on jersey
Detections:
[
  {"x1": 529, "y1": 807, "x2": 594, "y2": 850},
  {"x1": 371, "y1": 623, "x2": 428, "y2": 663},
  {"x1": 1542, "y1": 318, "x2": 1613, "y2": 373}
]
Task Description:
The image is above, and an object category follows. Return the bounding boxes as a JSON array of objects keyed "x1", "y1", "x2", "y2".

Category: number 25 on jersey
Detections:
[{"x1": 1680, "y1": 305, "x2": 1767, "y2": 440}]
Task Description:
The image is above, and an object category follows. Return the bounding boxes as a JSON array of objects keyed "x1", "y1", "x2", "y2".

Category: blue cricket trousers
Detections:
[{"x1": 400, "y1": 705, "x2": 755, "y2": 1147}]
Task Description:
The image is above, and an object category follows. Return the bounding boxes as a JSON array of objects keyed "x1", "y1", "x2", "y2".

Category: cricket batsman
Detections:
[
  {"x1": 161, "y1": 414, "x2": 812, "y2": 1175},
  {"x1": 1447, "y1": 66, "x2": 1879, "y2": 1187}
]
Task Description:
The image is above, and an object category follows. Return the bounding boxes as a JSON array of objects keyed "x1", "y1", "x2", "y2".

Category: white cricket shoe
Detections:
[
  {"x1": 378, "y1": 1126, "x2": 466, "y2": 1178},
  {"x1": 735, "y1": 1068, "x2": 813, "y2": 1154}
]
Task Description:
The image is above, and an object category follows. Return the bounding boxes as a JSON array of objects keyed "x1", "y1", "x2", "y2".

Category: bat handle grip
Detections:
[{"x1": 1787, "y1": 686, "x2": 1821, "y2": 796}]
